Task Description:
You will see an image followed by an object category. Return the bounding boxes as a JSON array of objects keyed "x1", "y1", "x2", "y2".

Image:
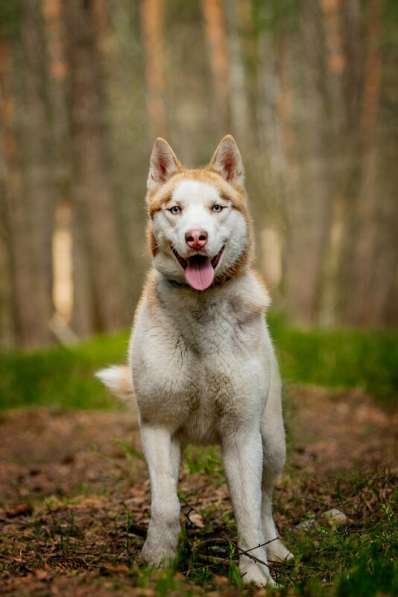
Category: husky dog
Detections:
[{"x1": 97, "y1": 135, "x2": 293, "y2": 587}]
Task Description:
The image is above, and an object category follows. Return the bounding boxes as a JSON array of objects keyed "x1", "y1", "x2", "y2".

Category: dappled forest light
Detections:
[{"x1": 0, "y1": 0, "x2": 397, "y2": 348}]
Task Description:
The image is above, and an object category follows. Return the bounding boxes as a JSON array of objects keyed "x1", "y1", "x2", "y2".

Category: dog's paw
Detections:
[
  {"x1": 241, "y1": 562, "x2": 275, "y2": 587},
  {"x1": 267, "y1": 539, "x2": 294, "y2": 564},
  {"x1": 141, "y1": 540, "x2": 176, "y2": 567}
]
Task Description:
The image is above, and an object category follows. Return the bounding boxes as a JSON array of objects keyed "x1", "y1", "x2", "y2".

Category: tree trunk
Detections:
[
  {"x1": 254, "y1": 29, "x2": 294, "y2": 296},
  {"x1": 317, "y1": 0, "x2": 349, "y2": 326},
  {"x1": 225, "y1": 0, "x2": 250, "y2": 145},
  {"x1": 65, "y1": 0, "x2": 129, "y2": 334},
  {"x1": 0, "y1": 5, "x2": 55, "y2": 348},
  {"x1": 340, "y1": 0, "x2": 383, "y2": 325},
  {"x1": 201, "y1": 0, "x2": 230, "y2": 133},
  {"x1": 140, "y1": 0, "x2": 167, "y2": 137},
  {"x1": 41, "y1": 0, "x2": 75, "y2": 329},
  {"x1": 283, "y1": 1, "x2": 333, "y2": 325},
  {"x1": 93, "y1": 0, "x2": 148, "y2": 309},
  {"x1": 41, "y1": 0, "x2": 70, "y2": 191},
  {"x1": 20, "y1": 0, "x2": 55, "y2": 345},
  {"x1": 0, "y1": 70, "x2": 14, "y2": 348}
]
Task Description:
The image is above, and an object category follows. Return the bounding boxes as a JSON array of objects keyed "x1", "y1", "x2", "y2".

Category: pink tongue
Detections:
[{"x1": 185, "y1": 258, "x2": 215, "y2": 291}]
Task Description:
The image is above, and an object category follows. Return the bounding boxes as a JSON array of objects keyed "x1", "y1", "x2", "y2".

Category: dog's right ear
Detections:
[
  {"x1": 209, "y1": 135, "x2": 244, "y2": 188},
  {"x1": 147, "y1": 138, "x2": 181, "y2": 192}
]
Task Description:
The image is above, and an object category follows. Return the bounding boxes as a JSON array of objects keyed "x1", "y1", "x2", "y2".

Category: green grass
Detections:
[
  {"x1": 0, "y1": 331, "x2": 129, "y2": 410},
  {"x1": 277, "y1": 474, "x2": 398, "y2": 597},
  {"x1": 282, "y1": 519, "x2": 398, "y2": 597},
  {"x1": 100, "y1": 467, "x2": 398, "y2": 596},
  {"x1": 128, "y1": 469, "x2": 398, "y2": 596},
  {"x1": 271, "y1": 314, "x2": 398, "y2": 405},
  {"x1": 0, "y1": 313, "x2": 396, "y2": 410}
]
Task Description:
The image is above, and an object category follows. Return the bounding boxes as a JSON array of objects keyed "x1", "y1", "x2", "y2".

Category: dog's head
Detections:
[{"x1": 146, "y1": 135, "x2": 253, "y2": 291}]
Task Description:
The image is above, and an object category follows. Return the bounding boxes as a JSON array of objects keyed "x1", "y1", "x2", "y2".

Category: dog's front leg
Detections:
[
  {"x1": 140, "y1": 425, "x2": 181, "y2": 566},
  {"x1": 222, "y1": 427, "x2": 275, "y2": 587}
]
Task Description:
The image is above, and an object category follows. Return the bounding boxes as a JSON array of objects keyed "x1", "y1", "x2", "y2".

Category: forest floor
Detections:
[{"x1": 0, "y1": 385, "x2": 397, "y2": 596}]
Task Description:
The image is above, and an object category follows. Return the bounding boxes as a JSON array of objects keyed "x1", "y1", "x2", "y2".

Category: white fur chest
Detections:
[{"x1": 130, "y1": 271, "x2": 272, "y2": 443}]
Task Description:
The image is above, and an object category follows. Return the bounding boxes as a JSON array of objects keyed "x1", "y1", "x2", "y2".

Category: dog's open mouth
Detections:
[{"x1": 171, "y1": 246, "x2": 225, "y2": 291}]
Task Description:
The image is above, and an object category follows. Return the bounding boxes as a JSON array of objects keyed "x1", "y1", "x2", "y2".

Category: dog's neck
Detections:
[{"x1": 150, "y1": 266, "x2": 270, "y2": 330}]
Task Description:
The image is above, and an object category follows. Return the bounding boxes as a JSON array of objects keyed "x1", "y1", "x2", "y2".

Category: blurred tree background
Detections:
[{"x1": 0, "y1": 0, "x2": 397, "y2": 349}]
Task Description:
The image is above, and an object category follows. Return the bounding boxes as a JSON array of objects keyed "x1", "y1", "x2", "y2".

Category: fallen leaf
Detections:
[
  {"x1": 188, "y1": 512, "x2": 205, "y2": 528},
  {"x1": 6, "y1": 503, "x2": 33, "y2": 518}
]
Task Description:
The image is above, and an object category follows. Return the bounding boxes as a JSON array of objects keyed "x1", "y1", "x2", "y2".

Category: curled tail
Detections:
[{"x1": 95, "y1": 365, "x2": 134, "y2": 401}]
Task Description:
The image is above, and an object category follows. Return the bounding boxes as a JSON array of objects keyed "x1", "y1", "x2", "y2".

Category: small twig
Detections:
[
  {"x1": 236, "y1": 547, "x2": 270, "y2": 570},
  {"x1": 194, "y1": 537, "x2": 227, "y2": 548},
  {"x1": 154, "y1": 499, "x2": 278, "y2": 573},
  {"x1": 239, "y1": 536, "x2": 280, "y2": 555},
  {"x1": 235, "y1": 538, "x2": 280, "y2": 570},
  {"x1": 195, "y1": 554, "x2": 226, "y2": 565},
  {"x1": 183, "y1": 507, "x2": 195, "y2": 527}
]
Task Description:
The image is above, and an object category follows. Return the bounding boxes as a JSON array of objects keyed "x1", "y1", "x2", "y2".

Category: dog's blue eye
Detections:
[
  {"x1": 212, "y1": 204, "x2": 224, "y2": 213},
  {"x1": 168, "y1": 206, "x2": 181, "y2": 215}
]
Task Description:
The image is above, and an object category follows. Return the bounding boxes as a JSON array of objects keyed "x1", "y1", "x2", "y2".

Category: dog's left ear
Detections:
[
  {"x1": 209, "y1": 135, "x2": 244, "y2": 187},
  {"x1": 147, "y1": 137, "x2": 181, "y2": 192}
]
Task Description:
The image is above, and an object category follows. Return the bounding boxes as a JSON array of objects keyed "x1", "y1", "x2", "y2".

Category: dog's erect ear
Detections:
[
  {"x1": 147, "y1": 138, "x2": 181, "y2": 191},
  {"x1": 209, "y1": 135, "x2": 244, "y2": 187}
]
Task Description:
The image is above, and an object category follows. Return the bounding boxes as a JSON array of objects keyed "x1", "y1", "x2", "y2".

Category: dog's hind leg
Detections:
[
  {"x1": 140, "y1": 425, "x2": 181, "y2": 566},
  {"x1": 261, "y1": 361, "x2": 294, "y2": 564}
]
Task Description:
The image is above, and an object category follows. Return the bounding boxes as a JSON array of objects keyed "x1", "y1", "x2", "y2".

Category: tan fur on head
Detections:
[
  {"x1": 146, "y1": 221, "x2": 158, "y2": 256},
  {"x1": 145, "y1": 135, "x2": 254, "y2": 284},
  {"x1": 147, "y1": 169, "x2": 248, "y2": 218},
  {"x1": 146, "y1": 135, "x2": 248, "y2": 216},
  {"x1": 147, "y1": 138, "x2": 182, "y2": 194},
  {"x1": 208, "y1": 134, "x2": 245, "y2": 189}
]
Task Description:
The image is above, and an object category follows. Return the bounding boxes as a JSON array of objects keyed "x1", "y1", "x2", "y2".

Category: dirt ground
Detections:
[{"x1": 0, "y1": 387, "x2": 397, "y2": 596}]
